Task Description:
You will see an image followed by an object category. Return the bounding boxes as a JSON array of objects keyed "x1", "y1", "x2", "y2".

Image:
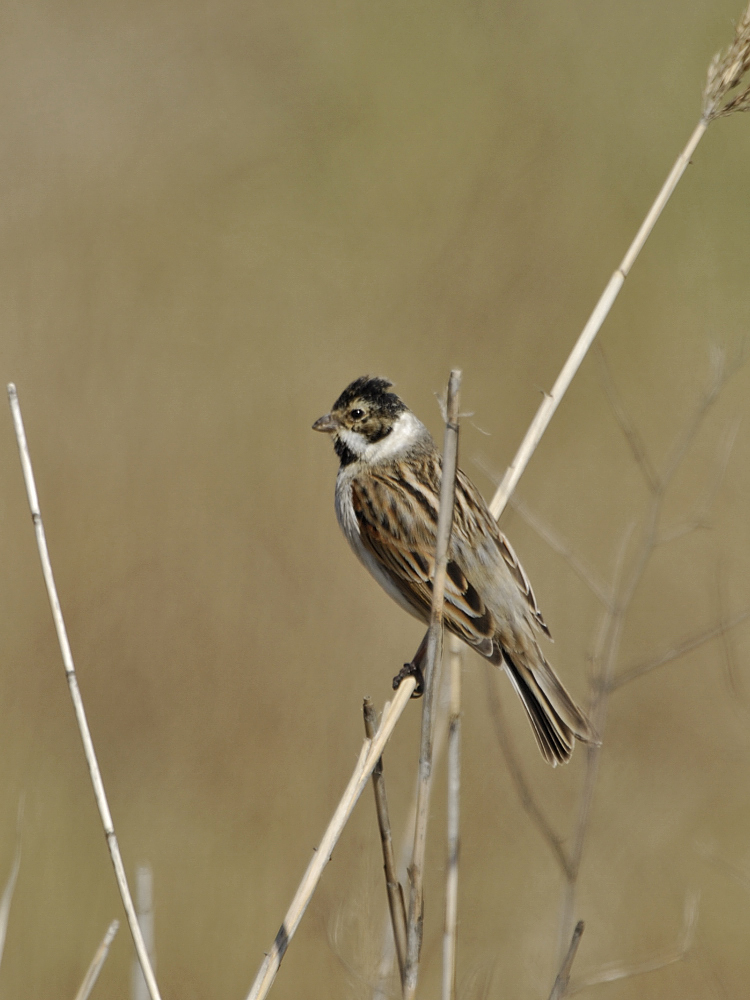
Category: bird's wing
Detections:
[
  {"x1": 349, "y1": 472, "x2": 496, "y2": 656},
  {"x1": 494, "y1": 531, "x2": 550, "y2": 637},
  {"x1": 454, "y1": 470, "x2": 551, "y2": 638}
]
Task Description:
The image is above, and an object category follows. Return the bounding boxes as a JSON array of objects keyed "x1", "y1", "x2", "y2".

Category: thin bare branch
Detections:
[
  {"x1": 611, "y1": 612, "x2": 748, "y2": 690},
  {"x1": 559, "y1": 353, "x2": 741, "y2": 955},
  {"x1": 595, "y1": 344, "x2": 660, "y2": 493},
  {"x1": 715, "y1": 567, "x2": 749, "y2": 712},
  {"x1": 404, "y1": 370, "x2": 462, "y2": 1000},
  {"x1": 474, "y1": 456, "x2": 612, "y2": 608},
  {"x1": 567, "y1": 892, "x2": 699, "y2": 995},
  {"x1": 558, "y1": 520, "x2": 633, "y2": 954},
  {"x1": 484, "y1": 670, "x2": 572, "y2": 879},
  {"x1": 659, "y1": 345, "x2": 740, "y2": 492},
  {"x1": 6, "y1": 384, "x2": 162, "y2": 1000},
  {"x1": 74, "y1": 920, "x2": 120, "y2": 1000},
  {"x1": 657, "y1": 416, "x2": 741, "y2": 544},
  {"x1": 548, "y1": 921, "x2": 585, "y2": 1000},
  {"x1": 442, "y1": 636, "x2": 462, "y2": 1000},
  {"x1": 363, "y1": 698, "x2": 408, "y2": 990},
  {"x1": 509, "y1": 495, "x2": 613, "y2": 610}
]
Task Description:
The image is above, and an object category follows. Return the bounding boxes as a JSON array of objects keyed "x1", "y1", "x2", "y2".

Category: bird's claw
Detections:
[{"x1": 392, "y1": 661, "x2": 424, "y2": 698}]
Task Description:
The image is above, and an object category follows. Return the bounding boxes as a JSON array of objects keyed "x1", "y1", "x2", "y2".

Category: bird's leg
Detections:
[{"x1": 392, "y1": 630, "x2": 429, "y2": 698}]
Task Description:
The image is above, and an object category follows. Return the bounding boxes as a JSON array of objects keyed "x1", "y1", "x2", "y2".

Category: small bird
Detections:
[{"x1": 313, "y1": 375, "x2": 595, "y2": 765}]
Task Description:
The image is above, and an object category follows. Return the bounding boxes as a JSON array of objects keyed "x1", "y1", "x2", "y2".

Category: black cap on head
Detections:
[{"x1": 333, "y1": 376, "x2": 405, "y2": 417}]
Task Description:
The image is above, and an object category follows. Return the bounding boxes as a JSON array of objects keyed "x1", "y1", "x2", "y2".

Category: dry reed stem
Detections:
[
  {"x1": 0, "y1": 799, "x2": 23, "y2": 972},
  {"x1": 73, "y1": 919, "x2": 120, "y2": 1000},
  {"x1": 656, "y1": 416, "x2": 741, "y2": 545},
  {"x1": 403, "y1": 369, "x2": 462, "y2": 1000},
  {"x1": 487, "y1": 0, "x2": 750, "y2": 525},
  {"x1": 442, "y1": 635, "x2": 463, "y2": 1000},
  {"x1": 245, "y1": 675, "x2": 417, "y2": 1000},
  {"x1": 567, "y1": 892, "x2": 699, "y2": 995},
  {"x1": 553, "y1": 519, "x2": 633, "y2": 960},
  {"x1": 611, "y1": 611, "x2": 748, "y2": 690},
  {"x1": 703, "y1": 2, "x2": 750, "y2": 120},
  {"x1": 593, "y1": 345, "x2": 660, "y2": 494},
  {"x1": 508, "y1": 495, "x2": 612, "y2": 610},
  {"x1": 715, "y1": 567, "x2": 750, "y2": 714},
  {"x1": 372, "y1": 675, "x2": 453, "y2": 1000},
  {"x1": 484, "y1": 671, "x2": 572, "y2": 879},
  {"x1": 557, "y1": 352, "x2": 737, "y2": 955},
  {"x1": 488, "y1": 116, "x2": 706, "y2": 520},
  {"x1": 132, "y1": 865, "x2": 155, "y2": 1000},
  {"x1": 548, "y1": 921, "x2": 584, "y2": 1000},
  {"x1": 477, "y1": 451, "x2": 613, "y2": 607},
  {"x1": 481, "y1": 349, "x2": 739, "y2": 989},
  {"x1": 6, "y1": 384, "x2": 162, "y2": 1000},
  {"x1": 363, "y1": 698, "x2": 408, "y2": 989}
]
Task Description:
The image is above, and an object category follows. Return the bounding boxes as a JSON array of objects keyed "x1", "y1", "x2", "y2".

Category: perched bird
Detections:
[{"x1": 313, "y1": 375, "x2": 595, "y2": 765}]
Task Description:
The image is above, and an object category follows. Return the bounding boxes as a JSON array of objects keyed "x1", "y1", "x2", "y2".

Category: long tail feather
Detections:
[{"x1": 501, "y1": 650, "x2": 596, "y2": 766}]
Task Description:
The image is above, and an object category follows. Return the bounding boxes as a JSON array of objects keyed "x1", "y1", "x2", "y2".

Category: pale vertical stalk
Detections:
[
  {"x1": 246, "y1": 676, "x2": 417, "y2": 1000},
  {"x1": 403, "y1": 370, "x2": 462, "y2": 1000},
  {"x1": 132, "y1": 865, "x2": 155, "y2": 1000},
  {"x1": 488, "y1": 120, "x2": 706, "y2": 522},
  {"x1": 363, "y1": 698, "x2": 408, "y2": 990},
  {"x1": 442, "y1": 635, "x2": 462, "y2": 1000},
  {"x1": 548, "y1": 921, "x2": 585, "y2": 1000},
  {"x1": 0, "y1": 798, "x2": 23, "y2": 972},
  {"x1": 6, "y1": 384, "x2": 162, "y2": 1000},
  {"x1": 73, "y1": 920, "x2": 120, "y2": 1000},
  {"x1": 372, "y1": 676, "x2": 453, "y2": 1000}
]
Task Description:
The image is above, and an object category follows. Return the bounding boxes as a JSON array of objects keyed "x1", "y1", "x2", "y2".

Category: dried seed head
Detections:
[{"x1": 703, "y1": 3, "x2": 750, "y2": 121}]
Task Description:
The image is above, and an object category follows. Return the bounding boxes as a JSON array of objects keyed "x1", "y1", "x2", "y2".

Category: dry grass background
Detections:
[{"x1": 1, "y1": 0, "x2": 750, "y2": 996}]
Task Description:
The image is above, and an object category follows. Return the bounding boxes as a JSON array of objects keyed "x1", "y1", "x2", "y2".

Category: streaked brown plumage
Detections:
[{"x1": 313, "y1": 376, "x2": 595, "y2": 765}]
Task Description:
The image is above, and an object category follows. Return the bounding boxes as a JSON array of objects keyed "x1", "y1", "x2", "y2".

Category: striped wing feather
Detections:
[
  {"x1": 350, "y1": 473, "x2": 495, "y2": 657},
  {"x1": 348, "y1": 461, "x2": 594, "y2": 765}
]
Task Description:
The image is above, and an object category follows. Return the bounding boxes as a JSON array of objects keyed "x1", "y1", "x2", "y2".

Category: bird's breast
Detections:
[{"x1": 334, "y1": 469, "x2": 424, "y2": 621}]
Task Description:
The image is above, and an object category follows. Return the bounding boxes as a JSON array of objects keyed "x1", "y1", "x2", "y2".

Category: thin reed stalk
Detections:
[
  {"x1": 372, "y1": 674, "x2": 453, "y2": 1000},
  {"x1": 245, "y1": 677, "x2": 416, "y2": 1000},
  {"x1": 73, "y1": 920, "x2": 120, "y2": 1000},
  {"x1": 442, "y1": 635, "x2": 462, "y2": 1000},
  {"x1": 403, "y1": 369, "x2": 462, "y2": 1000},
  {"x1": 6, "y1": 384, "x2": 162, "y2": 1000},
  {"x1": 557, "y1": 348, "x2": 740, "y2": 955},
  {"x1": 567, "y1": 893, "x2": 699, "y2": 996},
  {"x1": 363, "y1": 698, "x2": 408, "y2": 990},
  {"x1": 132, "y1": 865, "x2": 155, "y2": 1000},
  {"x1": 548, "y1": 921, "x2": 584, "y2": 1000},
  {"x1": 0, "y1": 798, "x2": 23, "y2": 972},
  {"x1": 483, "y1": 347, "x2": 740, "y2": 994},
  {"x1": 488, "y1": 123, "x2": 704, "y2": 520},
  {"x1": 489, "y1": 1, "x2": 750, "y2": 522}
]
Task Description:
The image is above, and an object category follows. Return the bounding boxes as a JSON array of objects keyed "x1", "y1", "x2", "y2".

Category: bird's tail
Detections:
[{"x1": 499, "y1": 648, "x2": 597, "y2": 766}]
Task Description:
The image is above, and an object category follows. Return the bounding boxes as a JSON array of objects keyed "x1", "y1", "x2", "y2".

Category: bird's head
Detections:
[{"x1": 313, "y1": 376, "x2": 423, "y2": 466}]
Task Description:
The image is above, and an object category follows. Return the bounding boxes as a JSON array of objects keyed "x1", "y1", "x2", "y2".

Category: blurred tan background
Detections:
[{"x1": 1, "y1": 0, "x2": 750, "y2": 997}]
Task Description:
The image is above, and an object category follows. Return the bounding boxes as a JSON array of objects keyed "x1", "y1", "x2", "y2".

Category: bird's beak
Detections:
[{"x1": 312, "y1": 412, "x2": 339, "y2": 434}]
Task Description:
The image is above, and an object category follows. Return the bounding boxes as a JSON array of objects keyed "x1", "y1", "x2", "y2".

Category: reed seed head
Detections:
[{"x1": 703, "y1": 2, "x2": 750, "y2": 121}]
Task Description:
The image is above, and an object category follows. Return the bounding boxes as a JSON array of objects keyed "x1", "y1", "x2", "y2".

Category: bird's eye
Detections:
[{"x1": 350, "y1": 408, "x2": 364, "y2": 420}]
